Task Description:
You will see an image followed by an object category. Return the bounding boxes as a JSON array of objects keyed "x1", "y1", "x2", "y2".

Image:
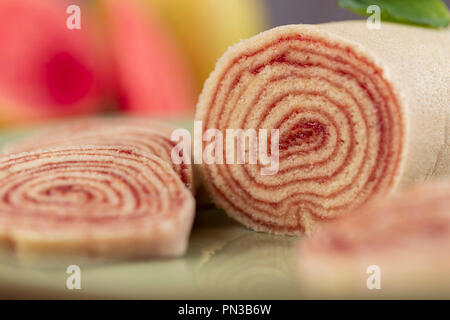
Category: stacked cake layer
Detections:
[
  {"x1": 297, "y1": 181, "x2": 450, "y2": 295},
  {"x1": 3, "y1": 118, "x2": 194, "y2": 191},
  {"x1": 0, "y1": 118, "x2": 196, "y2": 262},
  {"x1": 196, "y1": 21, "x2": 450, "y2": 235},
  {"x1": 0, "y1": 146, "x2": 195, "y2": 261}
]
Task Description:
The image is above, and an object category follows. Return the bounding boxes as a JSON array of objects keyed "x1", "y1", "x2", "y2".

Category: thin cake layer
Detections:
[
  {"x1": 297, "y1": 181, "x2": 450, "y2": 296},
  {"x1": 196, "y1": 23, "x2": 406, "y2": 235},
  {"x1": 3, "y1": 117, "x2": 194, "y2": 192},
  {"x1": 0, "y1": 146, "x2": 195, "y2": 262}
]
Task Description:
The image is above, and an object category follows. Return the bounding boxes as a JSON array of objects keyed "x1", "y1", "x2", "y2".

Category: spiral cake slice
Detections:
[
  {"x1": 297, "y1": 181, "x2": 450, "y2": 296},
  {"x1": 0, "y1": 146, "x2": 195, "y2": 262},
  {"x1": 196, "y1": 21, "x2": 450, "y2": 235},
  {"x1": 3, "y1": 117, "x2": 194, "y2": 191}
]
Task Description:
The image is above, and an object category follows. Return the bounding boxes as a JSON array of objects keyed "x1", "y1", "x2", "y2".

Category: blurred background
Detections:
[{"x1": 0, "y1": 0, "x2": 448, "y2": 128}]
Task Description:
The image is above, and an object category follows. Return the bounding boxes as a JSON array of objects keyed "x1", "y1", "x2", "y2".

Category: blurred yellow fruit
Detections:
[{"x1": 147, "y1": 0, "x2": 268, "y2": 93}]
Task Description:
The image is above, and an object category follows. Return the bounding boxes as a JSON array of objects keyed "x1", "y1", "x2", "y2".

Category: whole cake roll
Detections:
[
  {"x1": 3, "y1": 117, "x2": 194, "y2": 191},
  {"x1": 297, "y1": 181, "x2": 450, "y2": 296},
  {"x1": 196, "y1": 21, "x2": 450, "y2": 235},
  {"x1": 0, "y1": 146, "x2": 195, "y2": 262}
]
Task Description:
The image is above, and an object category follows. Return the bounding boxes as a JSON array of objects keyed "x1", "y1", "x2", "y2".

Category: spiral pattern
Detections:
[
  {"x1": 3, "y1": 118, "x2": 194, "y2": 192},
  {"x1": 297, "y1": 181, "x2": 450, "y2": 294},
  {"x1": 0, "y1": 146, "x2": 195, "y2": 260},
  {"x1": 196, "y1": 25, "x2": 405, "y2": 235}
]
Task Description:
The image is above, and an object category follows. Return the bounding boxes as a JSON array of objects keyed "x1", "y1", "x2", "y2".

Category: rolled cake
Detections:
[
  {"x1": 0, "y1": 146, "x2": 195, "y2": 262},
  {"x1": 196, "y1": 21, "x2": 450, "y2": 235},
  {"x1": 297, "y1": 180, "x2": 450, "y2": 296},
  {"x1": 3, "y1": 117, "x2": 194, "y2": 191}
]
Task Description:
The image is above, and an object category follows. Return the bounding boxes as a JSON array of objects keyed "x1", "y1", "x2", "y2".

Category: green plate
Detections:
[{"x1": 0, "y1": 127, "x2": 302, "y2": 299}]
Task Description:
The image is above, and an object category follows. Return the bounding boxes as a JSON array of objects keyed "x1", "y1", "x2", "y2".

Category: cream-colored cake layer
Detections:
[
  {"x1": 3, "y1": 117, "x2": 194, "y2": 192},
  {"x1": 297, "y1": 180, "x2": 450, "y2": 296},
  {"x1": 196, "y1": 21, "x2": 449, "y2": 235},
  {"x1": 0, "y1": 146, "x2": 195, "y2": 263}
]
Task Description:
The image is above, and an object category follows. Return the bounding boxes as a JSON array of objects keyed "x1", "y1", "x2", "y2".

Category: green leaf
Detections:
[{"x1": 338, "y1": 0, "x2": 450, "y2": 28}]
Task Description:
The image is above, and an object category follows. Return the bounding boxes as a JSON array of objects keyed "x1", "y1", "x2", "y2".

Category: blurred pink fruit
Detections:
[
  {"x1": 0, "y1": 0, "x2": 105, "y2": 124},
  {"x1": 98, "y1": 0, "x2": 195, "y2": 117}
]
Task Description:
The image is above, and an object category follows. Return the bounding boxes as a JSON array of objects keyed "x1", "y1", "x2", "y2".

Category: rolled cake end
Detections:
[
  {"x1": 0, "y1": 146, "x2": 195, "y2": 263},
  {"x1": 297, "y1": 181, "x2": 450, "y2": 296},
  {"x1": 2, "y1": 117, "x2": 195, "y2": 192},
  {"x1": 196, "y1": 24, "x2": 406, "y2": 235}
]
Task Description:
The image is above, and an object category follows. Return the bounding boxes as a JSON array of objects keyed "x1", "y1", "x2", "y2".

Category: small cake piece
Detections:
[
  {"x1": 297, "y1": 181, "x2": 450, "y2": 296},
  {"x1": 195, "y1": 21, "x2": 450, "y2": 235},
  {"x1": 3, "y1": 117, "x2": 194, "y2": 192},
  {"x1": 0, "y1": 146, "x2": 195, "y2": 263}
]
